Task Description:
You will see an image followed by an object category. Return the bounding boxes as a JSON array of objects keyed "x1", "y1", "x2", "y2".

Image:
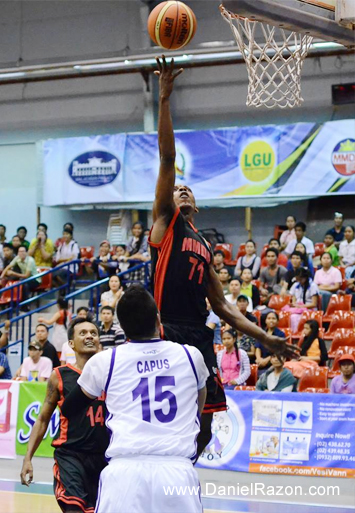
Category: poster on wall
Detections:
[
  {"x1": 42, "y1": 119, "x2": 355, "y2": 206},
  {"x1": 197, "y1": 391, "x2": 355, "y2": 478},
  {"x1": 16, "y1": 382, "x2": 59, "y2": 458},
  {"x1": 0, "y1": 380, "x2": 20, "y2": 459}
]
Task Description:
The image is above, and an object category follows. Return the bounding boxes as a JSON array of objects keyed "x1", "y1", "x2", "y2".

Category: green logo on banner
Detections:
[
  {"x1": 16, "y1": 382, "x2": 60, "y2": 458},
  {"x1": 241, "y1": 141, "x2": 276, "y2": 182}
]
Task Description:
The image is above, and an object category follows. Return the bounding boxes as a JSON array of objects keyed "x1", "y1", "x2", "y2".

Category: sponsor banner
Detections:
[
  {"x1": 197, "y1": 391, "x2": 355, "y2": 478},
  {"x1": 0, "y1": 380, "x2": 20, "y2": 459},
  {"x1": 16, "y1": 382, "x2": 60, "y2": 458},
  {"x1": 42, "y1": 120, "x2": 355, "y2": 206}
]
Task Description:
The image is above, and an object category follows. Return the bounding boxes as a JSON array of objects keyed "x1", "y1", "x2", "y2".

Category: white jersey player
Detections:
[{"x1": 61, "y1": 284, "x2": 209, "y2": 513}]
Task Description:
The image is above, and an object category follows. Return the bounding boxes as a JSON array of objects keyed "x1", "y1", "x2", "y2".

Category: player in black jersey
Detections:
[
  {"x1": 20, "y1": 317, "x2": 109, "y2": 513},
  {"x1": 150, "y1": 56, "x2": 299, "y2": 456}
]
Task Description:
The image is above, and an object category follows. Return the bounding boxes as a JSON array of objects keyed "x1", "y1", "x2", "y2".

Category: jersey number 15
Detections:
[{"x1": 132, "y1": 376, "x2": 177, "y2": 424}]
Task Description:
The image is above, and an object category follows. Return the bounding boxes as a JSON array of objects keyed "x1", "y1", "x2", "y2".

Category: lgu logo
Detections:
[
  {"x1": 69, "y1": 151, "x2": 120, "y2": 187},
  {"x1": 241, "y1": 141, "x2": 276, "y2": 182}
]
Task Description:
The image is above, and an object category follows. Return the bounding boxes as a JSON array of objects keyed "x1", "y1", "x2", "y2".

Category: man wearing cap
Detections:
[
  {"x1": 20, "y1": 341, "x2": 53, "y2": 382},
  {"x1": 326, "y1": 213, "x2": 345, "y2": 248},
  {"x1": 330, "y1": 354, "x2": 355, "y2": 394}
]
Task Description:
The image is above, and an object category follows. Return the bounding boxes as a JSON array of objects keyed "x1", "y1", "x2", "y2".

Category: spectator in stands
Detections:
[
  {"x1": 255, "y1": 312, "x2": 285, "y2": 375},
  {"x1": 280, "y1": 251, "x2": 303, "y2": 295},
  {"x1": 326, "y1": 212, "x2": 345, "y2": 248},
  {"x1": 111, "y1": 245, "x2": 130, "y2": 275},
  {"x1": 76, "y1": 306, "x2": 93, "y2": 321},
  {"x1": 0, "y1": 349, "x2": 11, "y2": 379},
  {"x1": 323, "y1": 233, "x2": 340, "y2": 267},
  {"x1": 53, "y1": 228, "x2": 79, "y2": 285},
  {"x1": 217, "y1": 267, "x2": 232, "y2": 295},
  {"x1": 28, "y1": 230, "x2": 54, "y2": 268},
  {"x1": 10, "y1": 235, "x2": 21, "y2": 255},
  {"x1": 284, "y1": 320, "x2": 327, "y2": 378},
  {"x1": 99, "y1": 306, "x2": 125, "y2": 349},
  {"x1": 289, "y1": 267, "x2": 319, "y2": 308},
  {"x1": 1, "y1": 243, "x2": 15, "y2": 270},
  {"x1": 101, "y1": 275, "x2": 124, "y2": 311},
  {"x1": 260, "y1": 249, "x2": 287, "y2": 295},
  {"x1": 339, "y1": 225, "x2": 355, "y2": 279},
  {"x1": 314, "y1": 253, "x2": 342, "y2": 311},
  {"x1": 240, "y1": 268, "x2": 260, "y2": 309},
  {"x1": 0, "y1": 224, "x2": 6, "y2": 243},
  {"x1": 256, "y1": 354, "x2": 297, "y2": 392},
  {"x1": 34, "y1": 324, "x2": 60, "y2": 368},
  {"x1": 343, "y1": 269, "x2": 355, "y2": 307},
  {"x1": 280, "y1": 215, "x2": 297, "y2": 251},
  {"x1": 214, "y1": 250, "x2": 234, "y2": 276},
  {"x1": 206, "y1": 299, "x2": 221, "y2": 345},
  {"x1": 90, "y1": 240, "x2": 115, "y2": 280},
  {"x1": 217, "y1": 329, "x2": 251, "y2": 389},
  {"x1": 261, "y1": 239, "x2": 288, "y2": 268},
  {"x1": 37, "y1": 222, "x2": 48, "y2": 234},
  {"x1": 38, "y1": 298, "x2": 72, "y2": 353},
  {"x1": 55, "y1": 222, "x2": 74, "y2": 248},
  {"x1": 330, "y1": 354, "x2": 355, "y2": 394},
  {"x1": 237, "y1": 295, "x2": 258, "y2": 324},
  {"x1": 225, "y1": 278, "x2": 253, "y2": 312},
  {"x1": 291, "y1": 242, "x2": 314, "y2": 276},
  {"x1": 17, "y1": 227, "x2": 30, "y2": 250},
  {"x1": 235, "y1": 240, "x2": 261, "y2": 279},
  {"x1": 0, "y1": 320, "x2": 10, "y2": 349},
  {"x1": 285, "y1": 222, "x2": 315, "y2": 258},
  {"x1": 125, "y1": 221, "x2": 150, "y2": 282},
  {"x1": 20, "y1": 341, "x2": 53, "y2": 382}
]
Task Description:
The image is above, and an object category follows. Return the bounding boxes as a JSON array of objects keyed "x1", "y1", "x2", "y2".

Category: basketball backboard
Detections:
[{"x1": 222, "y1": 0, "x2": 355, "y2": 47}]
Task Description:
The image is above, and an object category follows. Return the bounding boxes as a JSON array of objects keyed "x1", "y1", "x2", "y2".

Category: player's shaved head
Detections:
[{"x1": 116, "y1": 284, "x2": 159, "y2": 340}]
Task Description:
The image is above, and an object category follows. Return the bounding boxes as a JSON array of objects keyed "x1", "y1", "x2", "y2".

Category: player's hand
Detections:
[
  {"x1": 262, "y1": 334, "x2": 300, "y2": 360},
  {"x1": 154, "y1": 55, "x2": 183, "y2": 99},
  {"x1": 20, "y1": 458, "x2": 33, "y2": 486}
]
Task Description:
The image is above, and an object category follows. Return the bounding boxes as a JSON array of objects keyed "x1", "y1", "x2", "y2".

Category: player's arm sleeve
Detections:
[
  {"x1": 77, "y1": 352, "x2": 109, "y2": 398},
  {"x1": 187, "y1": 346, "x2": 210, "y2": 390}
]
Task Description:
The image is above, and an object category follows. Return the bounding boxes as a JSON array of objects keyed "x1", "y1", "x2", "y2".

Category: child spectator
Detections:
[
  {"x1": 285, "y1": 222, "x2": 315, "y2": 258},
  {"x1": 206, "y1": 299, "x2": 222, "y2": 345},
  {"x1": 314, "y1": 253, "x2": 342, "y2": 311},
  {"x1": 326, "y1": 212, "x2": 345, "y2": 248},
  {"x1": 280, "y1": 216, "x2": 297, "y2": 251},
  {"x1": 99, "y1": 306, "x2": 125, "y2": 349},
  {"x1": 284, "y1": 320, "x2": 328, "y2": 378},
  {"x1": 0, "y1": 350, "x2": 12, "y2": 379},
  {"x1": 235, "y1": 240, "x2": 261, "y2": 279},
  {"x1": 256, "y1": 354, "x2": 297, "y2": 392},
  {"x1": 17, "y1": 227, "x2": 30, "y2": 250},
  {"x1": 240, "y1": 268, "x2": 260, "y2": 309},
  {"x1": 111, "y1": 245, "x2": 130, "y2": 274},
  {"x1": 280, "y1": 251, "x2": 303, "y2": 295},
  {"x1": 260, "y1": 248, "x2": 287, "y2": 294},
  {"x1": 330, "y1": 354, "x2": 355, "y2": 394},
  {"x1": 255, "y1": 312, "x2": 285, "y2": 375},
  {"x1": 28, "y1": 230, "x2": 54, "y2": 267},
  {"x1": 225, "y1": 278, "x2": 253, "y2": 311},
  {"x1": 101, "y1": 275, "x2": 124, "y2": 311},
  {"x1": 323, "y1": 233, "x2": 340, "y2": 267},
  {"x1": 217, "y1": 329, "x2": 251, "y2": 389},
  {"x1": 38, "y1": 298, "x2": 72, "y2": 352},
  {"x1": 217, "y1": 267, "x2": 231, "y2": 295},
  {"x1": 20, "y1": 341, "x2": 53, "y2": 382},
  {"x1": 339, "y1": 225, "x2": 355, "y2": 279}
]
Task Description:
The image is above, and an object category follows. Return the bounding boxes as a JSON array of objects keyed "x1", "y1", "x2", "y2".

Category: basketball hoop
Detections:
[{"x1": 220, "y1": 4, "x2": 314, "y2": 109}]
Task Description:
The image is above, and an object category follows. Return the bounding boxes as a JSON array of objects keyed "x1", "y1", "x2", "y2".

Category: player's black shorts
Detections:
[
  {"x1": 162, "y1": 322, "x2": 226, "y2": 414},
  {"x1": 53, "y1": 447, "x2": 107, "y2": 513}
]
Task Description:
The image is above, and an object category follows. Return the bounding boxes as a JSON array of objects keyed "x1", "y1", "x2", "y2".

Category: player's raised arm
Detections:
[
  {"x1": 206, "y1": 264, "x2": 299, "y2": 360},
  {"x1": 151, "y1": 56, "x2": 184, "y2": 236}
]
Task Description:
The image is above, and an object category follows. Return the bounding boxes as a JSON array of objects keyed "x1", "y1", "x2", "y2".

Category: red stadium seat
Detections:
[
  {"x1": 268, "y1": 295, "x2": 291, "y2": 312},
  {"x1": 279, "y1": 328, "x2": 292, "y2": 340},
  {"x1": 252, "y1": 280, "x2": 261, "y2": 289},
  {"x1": 293, "y1": 311, "x2": 323, "y2": 339},
  {"x1": 35, "y1": 268, "x2": 52, "y2": 291},
  {"x1": 0, "y1": 281, "x2": 22, "y2": 305},
  {"x1": 324, "y1": 311, "x2": 355, "y2": 340},
  {"x1": 252, "y1": 310, "x2": 261, "y2": 326},
  {"x1": 314, "y1": 243, "x2": 325, "y2": 258},
  {"x1": 236, "y1": 244, "x2": 246, "y2": 260},
  {"x1": 260, "y1": 244, "x2": 269, "y2": 260},
  {"x1": 328, "y1": 347, "x2": 355, "y2": 378},
  {"x1": 303, "y1": 388, "x2": 330, "y2": 393},
  {"x1": 328, "y1": 329, "x2": 355, "y2": 358},
  {"x1": 261, "y1": 254, "x2": 288, "y2": 268},
  {"x1": 337, "y1": 266, "x2": 346, "y2": 281},
  {"x1": 234, "y1": 386, "x2": 256, "y2": 391},
  {"x1": 323, "y1": 294, "x2": 352, "y2": 321},
  {"x1": 246, "y1": 364, "x2": 258, "y2": 386},
  {"x1": 298, "y1": 367, "x2": 328, "y2": 392},
  {"x1": 213, "y1": 344, "x2": 224, "y2": 354},
  {"x1": 80, "y1": 246, "x2": 95, "y2": 259},
  {"x1": 278, "y1": 310, "x2": 291, "y2": 329}
]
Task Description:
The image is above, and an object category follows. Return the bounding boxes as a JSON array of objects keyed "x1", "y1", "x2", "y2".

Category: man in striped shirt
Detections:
[{"x1": 99, "y1": 306, "x2": 125, "y2": 349}]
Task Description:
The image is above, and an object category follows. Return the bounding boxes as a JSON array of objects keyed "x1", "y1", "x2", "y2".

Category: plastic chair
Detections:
[
  {"x1": 298, "y1": 367, "x2": 328, "y2": 392},
  {"x1": 328, "y1": 347, "x2": 355, "y2": 378},
  {"x1": 246, "y1": 364, "x2": 258, "y2": 386},
  {"x1": 234, "y1": 386, "x2": 256, "y2": 391},
  {"x1": 328, "y1": 329, "x2": 355, "y2": 358},
  {"x1": 278, "y1": 310, "x2": 291, "y2": 329},
  {"x1": 268, "y1": 295, "x2": 291, "y2": 312},
  {"x1": 303, "y1": 387, "x2": 330, "y2": 393},
  {"x1": 314, "y1": 243, "x2": 325, "y2": 258},
  {"x1": 0, "y1": 281, "x2": 22, "y2": 305},
  {"x1": 324, "y1": 311, "x2": 355, "y2": 340},
  {"x1": 337, "y1": 266, "x2": 346, "y2": 281},
  {"x1": 252, "y1": 310, "x2": 261, "y2": 326},
  {"x1": 323, "y1": 294, "x2": 352, "y2": 321},
  {"x1": 235, "y1": 244, "x2": 246, "y2": 260},
  {"x1": 80, "y1": 246, "x2": 95, "y2": 259},
  {"x1": 279, "y1": 328, "x2": 292, "y2": 340},
  {"x1": 214, "y1": 243, "x2": 236, "y2": 265},
  {"x1": 260, "y1": 244, "x2": 269, "y2": 260},
  {"x1": 293, "y1": 311, "x2": 323, "y2": 339},
  {"x1": 213, "y1": 344, "x2": 224, "y2": 354},
  {"x1": 252, "y1": 279, "x2": 261, "y2": 289},
  {"x1": 35, "y1": 268, "x2": 52, "y2": 291}
]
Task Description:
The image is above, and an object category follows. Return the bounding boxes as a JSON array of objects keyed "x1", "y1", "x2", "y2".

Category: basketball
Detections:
[{"x1": 147, "y1": 1, "x2": 197, "y2": 50}]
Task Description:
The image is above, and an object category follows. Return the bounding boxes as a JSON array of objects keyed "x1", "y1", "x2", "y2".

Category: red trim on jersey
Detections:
[
  {"x1": 54, "y1": 460, "x2": 94, "y2": 513},
  {"x1": 160, "y1": 324, "x2": 165, "y2": 339},
  {"x1": 148, "y1": 208, "x2": 180, "y2": 249},
  {"x1": 52, "y1": 367, "x2": 68, "y2": 447},
  {"x1": 188, "y1": 220, "x2": 199, "y2": 234},
  {"x1": 67, "y1": 363, "x2": 82, "y2": 374},
  {"x1": 203, "y1": 403, "x2": 227, "y2": 413}
]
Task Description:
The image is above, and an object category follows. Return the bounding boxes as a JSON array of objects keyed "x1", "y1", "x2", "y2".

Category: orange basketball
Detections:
[{"x1": 147, "y1": 1, "x2": 197, "y2": 50}]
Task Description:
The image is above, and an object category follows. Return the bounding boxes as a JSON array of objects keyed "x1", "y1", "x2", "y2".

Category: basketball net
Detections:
[{"x1": 220, "y1": 5, "x2": 314, "y2": 109}]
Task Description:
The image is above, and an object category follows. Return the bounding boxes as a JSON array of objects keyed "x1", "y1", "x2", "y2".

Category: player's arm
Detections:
[
  {"x1": 198, "y1": 386, "x2": 207, "y2": 415},
  {"x1": 207, "y1": 264, "x2": 299, "y2": 359},
  {"x1": 150, "y1": 56, "x2": 183, "y2": 243},
  {"x1": 20, "y1": 371, "x2": 60, "y2": 486}
]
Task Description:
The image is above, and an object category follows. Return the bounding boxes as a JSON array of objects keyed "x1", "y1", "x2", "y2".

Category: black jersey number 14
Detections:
[{"x1": 189, "y1": 257, "x2": 204, "y2": 285}]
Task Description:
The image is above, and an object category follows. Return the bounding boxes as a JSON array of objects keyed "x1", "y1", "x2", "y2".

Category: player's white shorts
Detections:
[{"x1": 95, "y1": 454, "x2": 203, "y2": 513}]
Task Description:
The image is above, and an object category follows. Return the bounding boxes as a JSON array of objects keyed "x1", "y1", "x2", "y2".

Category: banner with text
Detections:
[
  {"x1": 0, "y1": 380, "x2": 20, "y2": 459},
  {"x1": 197, "y1": 391, "x2": 355, "y2": 478},
  {"x1": 16, "y1": 382, "x2": 60, "y2": 458},
  {"x1": 42, "y1": 119, "x2": 355, "y2": 206}
]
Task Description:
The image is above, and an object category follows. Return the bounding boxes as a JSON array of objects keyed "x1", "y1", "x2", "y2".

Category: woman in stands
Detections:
[
  {"x1": 339, "y1": 225, "x2": 355, "y2": 279},
  {"x1": 90, "y1": 240, "x2": 115, "y2": 281},
  {"x1": 287, "y1": 267, "x2": 319, "y2": 332},
  {"x1": 240, "y1": 268, "x2": 260, "y2": 309},
  {"x1": 125, "y1": 221, "x2": 150, "y2": 282},
  {"x1": 28, "y1": 230, "x2": 54, "y2": 268},
  {"x1": 101, "y1": 275, "x2": 124, "y2": 311},
  {"x1": 255, "y1": 312, "x2": 285, "y2": 375},
  {"x1": 217, "y1": 329, "x2": 251, "y2": 389},
  {"x1": 314, "y1": 253, "x2": 342, "y2": 311},
  {"x1": 38, "y1": 298, "x2": 72, "y2": 353},
  {"x1": 284, "y1": 320, "x2": 328, "y2": 378},
  {"x1": 235, "y1": 240, "x2": 261, "y2": 279},
  {"x1": 256, "y1": 354, "x2": 297, "y2": 392}
]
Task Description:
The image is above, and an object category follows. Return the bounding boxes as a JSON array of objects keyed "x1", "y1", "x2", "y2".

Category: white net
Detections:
[{"x1": 220, "y1": 5, "x2": 314, "y2": 109}]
